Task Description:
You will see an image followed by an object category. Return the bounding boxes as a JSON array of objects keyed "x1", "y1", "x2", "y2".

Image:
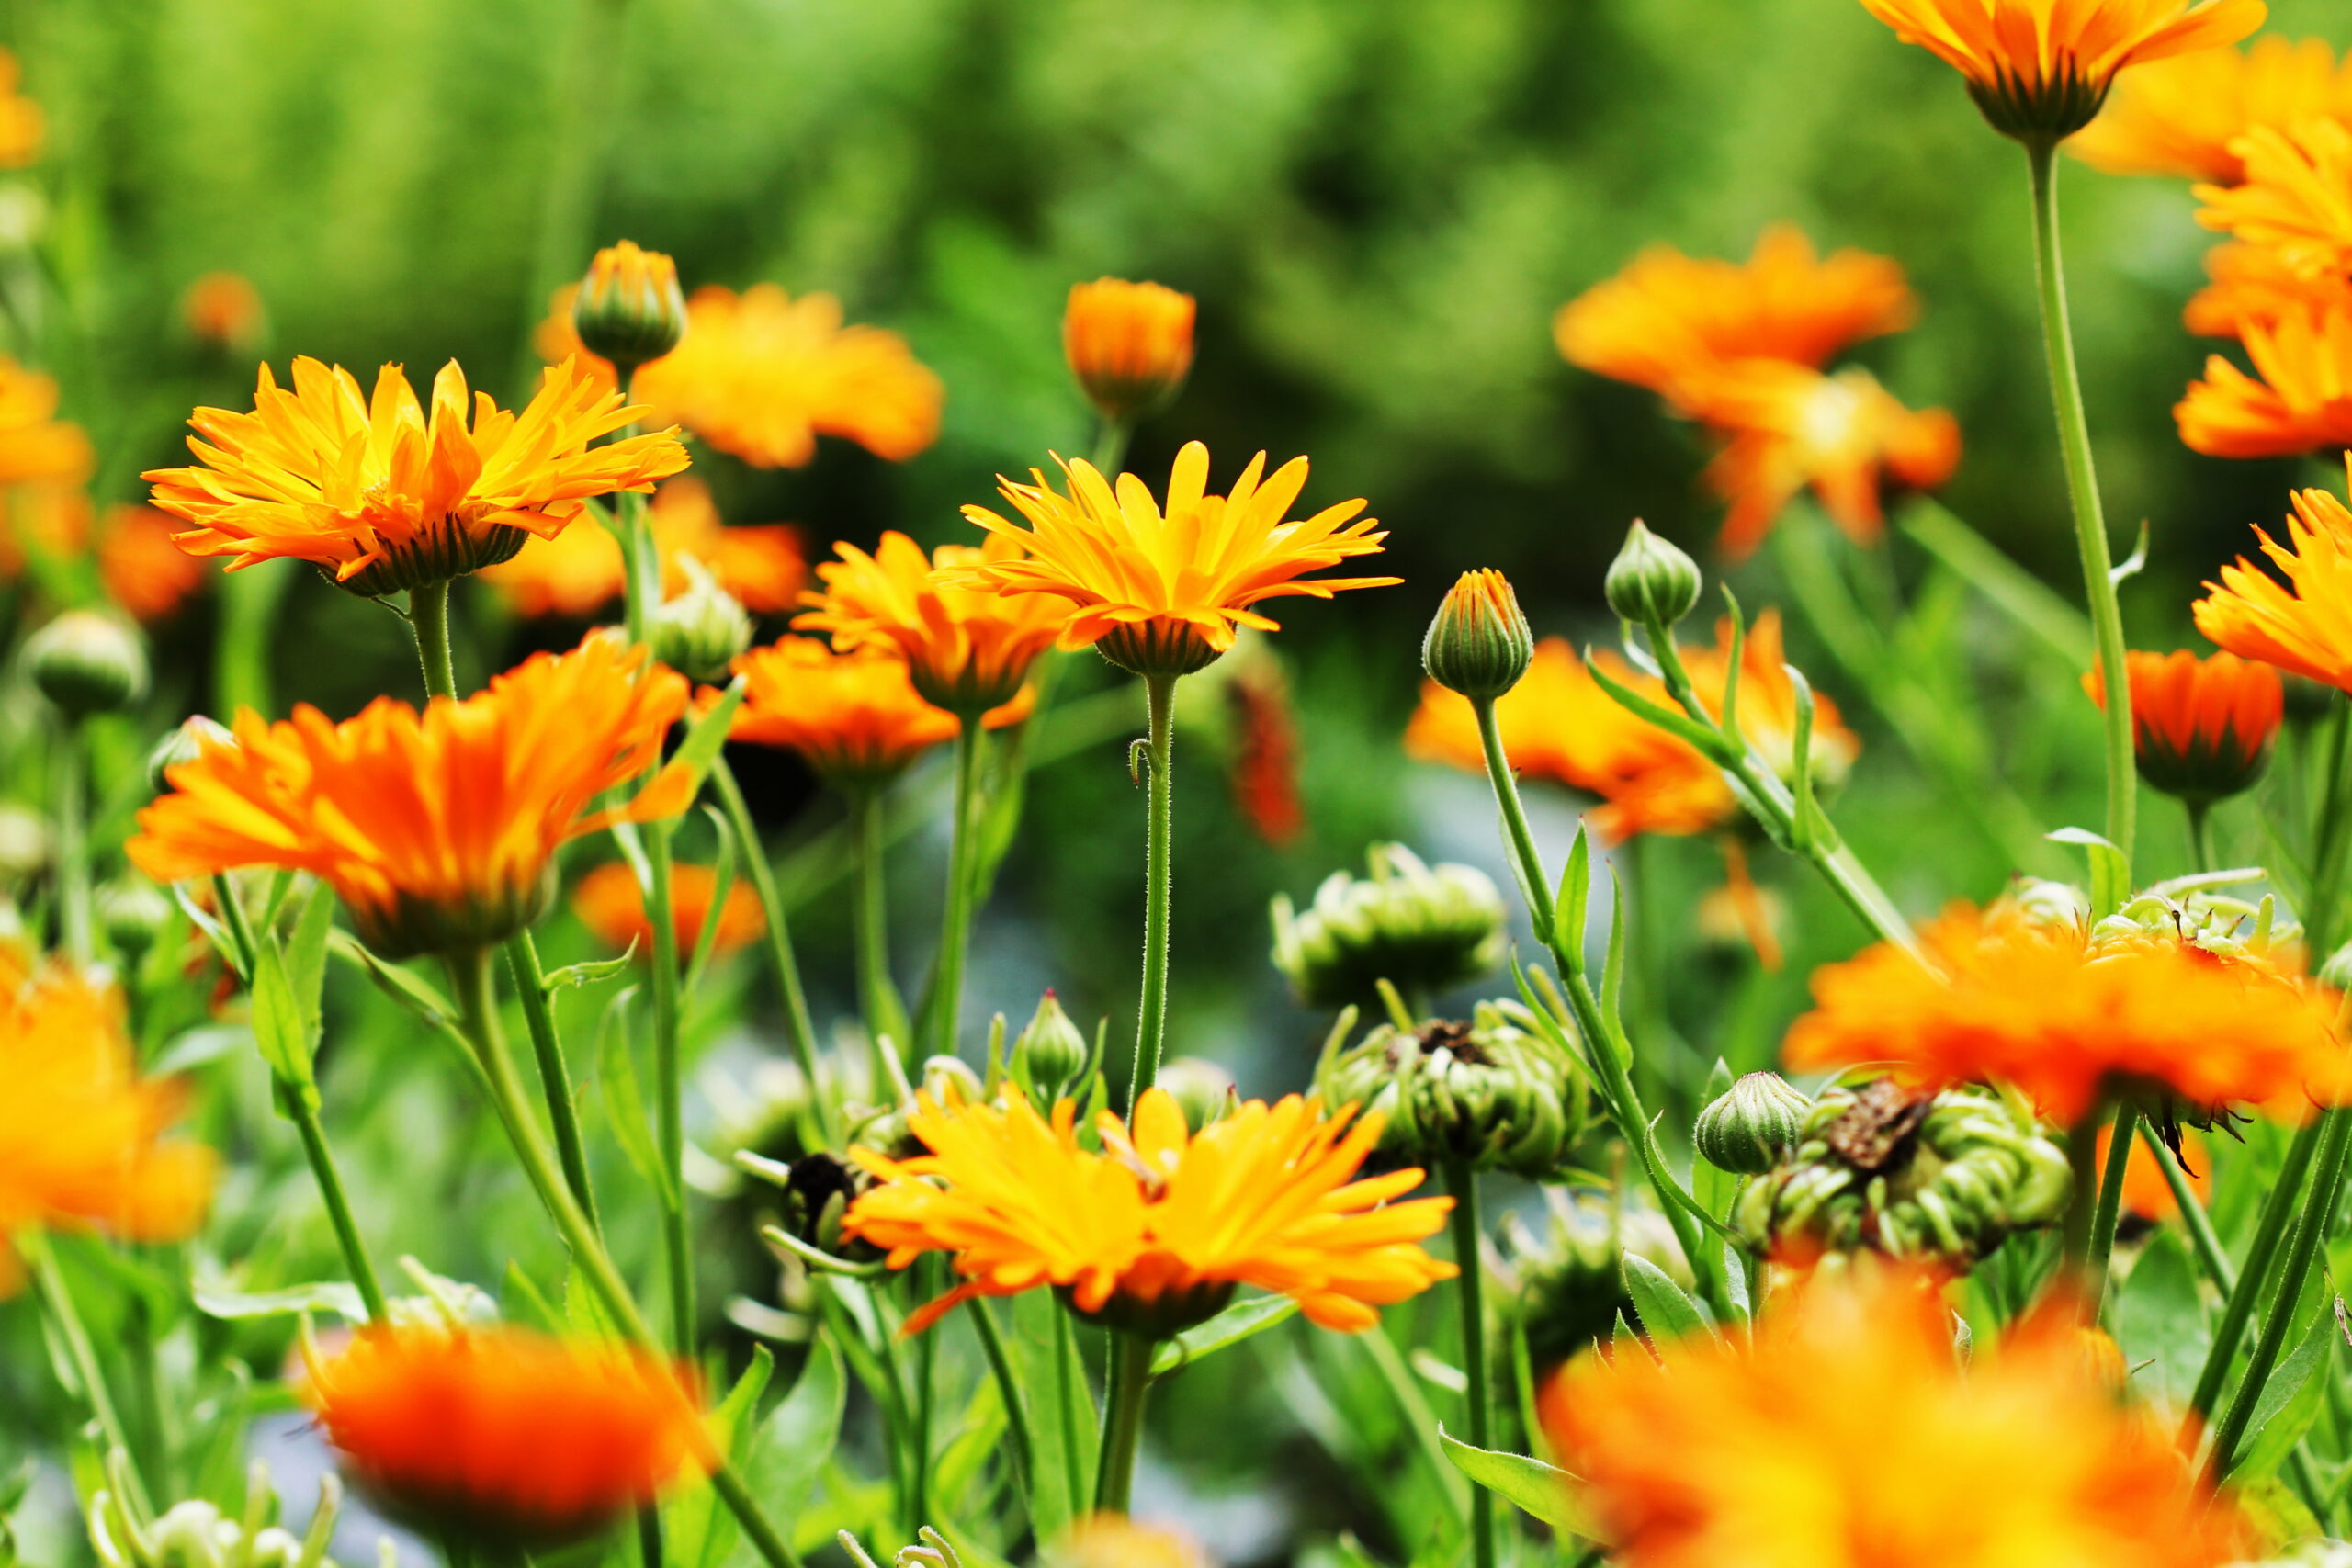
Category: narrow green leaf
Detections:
[
  {"x1": 594, "y1": 986, "x2": 671, "y2": 1206},
  {"x1": 541, "y1": 951, "x2": 637, "y2": 992},
  {"x1": 751, "y1": 1336, "x2": 845, "y2": 1524},
  {"x1": 1556, "y1": 825, "x2": 1592, "y2": 958},
  {"x1": 1583, "y1": 653, "x2": 1740, "y2": 762},
  {"x1": 193, "y1": 1281, "x2": 366, "y2": 1322},
  {"x1": 1437, "y1": 1427, "x2": 1590, "y2": 1536},
  {"x1": 668, "y1": 1347, "x2": 774, "y2": 1568},
  {"x1": 248, "y1": 940, "x2": 313, "y2": 1092},
  {"x1": 673, "y1": 677, "x2": 747, "y2": 786},
  {"x1": 1152, "y1": 1293, "x2": 1299, "y2": 1375},
  {"x1": 2048, "y1": 828, "x2": 2128, "y2": 919},
  {"x1": 1622, "y1": 1254, "x2": 1711, "y2": 1352},
  {"x1": 2237, "y1": 1310, "x2": 2332, "y2": 1482}
]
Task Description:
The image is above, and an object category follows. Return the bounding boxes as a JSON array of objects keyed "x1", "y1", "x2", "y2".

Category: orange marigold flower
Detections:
[
  {"x1": 0, "y1": 962, "x2": 216, "y2": 1292},
  {"x1": 2097, "y1": 1122, "x2": 2211, "y2": 1222},
  {"x1": 0, "y1": 358, "x2": 93, "y2": 490},
  {"x1": 302, "y1": 1322, "x2": 707, "y2": 1549},
  {"x1": 142, "y1": 356, "x2": 690, "y2": 596},
  {"x1": 1227, "y1": 660, "x2": 1305, "y2": 848},
  {"x1": 98, "y1": 504, "x2": 209, "y2": 623},
  {"x1": 2084, "y1": 648, "x2": 2281, "y2": 801},
  {"x1": 1855, "y1": 0, "x2": 2266, "y2": 143},
  {"x1": 1044, "y1": 1515, "x2": 1212, "y2": 1568},
  {"x1": 956, "y1": 441, "x2": 1396, "y2": 677},
  {"x1": 180, "y1": 272, "x2": 266, "y2": 351},
  {"x1": 796, "y1": 530, "x2": 1065, "y2": 714},
  {"x1": 630, "y1": 284, "x2": 943, "y2": 468},
  {"x1": 1680, "y1": 361, "x2": 1961, "y2": 557},
  {"x1": 572, "y1": 859, "x2": 763, "y2": 960},
  {"x1": 127, "y1": 635, "x2": 693, "y2": 959},
  {"x1": 0, "y1": 483, "x2": 89, "y2": 582},
  {"x1": 2071, "y1": 37, "x2": 2352, "y2": 183},
  {"x1": 480, "y1": 477, "x2": 806, "y2": 620},
  {"x1": 2193, "y1": 470, "x2": 2352, "y2": 691},
  {"x1": 0, "y1": 51, "x2": 41, "y2": 168},
  {"x1": 1540, "y1": 1263, "x2": 2250, "y2": 1568},
  {"x1": 729, "y1": 637, "x2": 1028, "y2": 785},
  {"x1": 1553, "y1": 226, "x2": 1915, "y2": 405},
  {"x1": 1783, "y1": 902, "x2": 2346, "y2": 1124},
  {"x1": 2183, "y1": 240, "x2": 2352, "y2": 337},
  {"x1": 2197, "y1": 118, "x2": 2352, "y2": 282},
  {"x1": 844, "y1": 1085, "x2": 1455, "y2": 1337},
  {"x1": 2177, "y1": 306, "x2": 2352, "y2": 457},
  {"x1": 1064, "y1": 278, "x2": 1196, "y2": 423}
]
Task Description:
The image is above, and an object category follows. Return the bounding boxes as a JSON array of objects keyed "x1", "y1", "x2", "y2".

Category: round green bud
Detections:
[
  {"x1": 2324, "y1": 941, "x2": 2352, "y2": 994},
  {"x1": 25, "y1": 610, "x2": 149, "y2": 717},
  {"x1": 1693, "y1": 1071, "x2": 1811, "y2": 1176},
  {"x1": 1157, "y1": 1056, "x2": 1236, "y2": 1133},
  {"x1": 146, "y1": 1502, "x2": 233, "y2": 1568},
  {"x1": 1272, "y1": 843, "x2": 1506, "y2": 1011},
  {"x1": 1421, "y1": 569, "x2": 1534, "y2": 700},
  {"x1": 1012, "y1": 989, "x2": 1090, "y2": 1103},
  {"x1": 1602, "y1": 520, "x2": 1703, "y2": 628},
  {"x1": 573, "y1": 241, "x2": 687, "y2": 372},
  {"x1": 650, "y1": 558, "x2": 752, "y2": 684},
  {"x1": 1316, "y1": 999, "x2": 1584, "y2": 1179},
  {"x1": 0, "y1": 801, "x2": 47, "y2": 887},
  {"x1": 920, "y1": 1055, "x2": 983, "y2": 1106},
  {"x1": 147, "y1": 716, "x2": 235, "y2": 795},
  {"x1": 96, "y1": 877, "x2": 173, "y2": 955}
]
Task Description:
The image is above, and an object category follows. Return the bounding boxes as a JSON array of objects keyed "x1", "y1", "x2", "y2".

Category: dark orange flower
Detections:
[
  {"x1": 303, "y1": 1323, "x2": 707, "y2": 1549},
  {"x1": 2084, "y1": 649, "x2": 2281, "y2": 801},
  {"x1": 1542, "y1": 1263, "x2": 2249, "y2": 1568},
  {"x1": 128, "y1": 635, "x2": 694, "y2": 958},
  {"x1": 0, "y1": 960, "x2": 216, "y2": 1292},
  {"x1": 571, "y1": 860, "x2": 763, "y2": 960},
  {"x1": 2193, "y1": 471, "x2": 2352, "y2": 692},
  {"x1": 1227, "y1": 660, "x2": 1305, "y2": 848},
  {"x1": 629, "y1": 284, "x2": 943, "y2": 468},
  {"x1": 0, "y1": 51, "x2": 41, "y2": 168},
  {"x1": 2183, "y1": 241, "x2": 2352, "y2": 338},
  {"x1": 0, "y1": 483, "x2": 89, "y2": 583},
  {"x1": 2071, "y1": 37, "x2": 2352, "y2": 183},
  {"x1": 142, "y1": 357, "x2": 689, "y2": 595},
  {"x1": 795, "y1": 530, "x2": 1065, "y2": 714},
  {"x1": 99, "y1": 504, "x2": 209, "y2": 623},
  {"x1": 2177, "y1": 306, "x2": 2352, "y2": 457},
  {"x1": 479, "y1": 477, "x2": 806, "y2": 620},
  {"x1": 1554, "y1": 227, "x2": 1915, "y2": 406},
  {"x1": 729, "y1": 637, "x2": 1029, "y2": 785},
  {"x1": 1064, "y1": 278, "x2": 1196, "y2": 423},
  {"x1": 2197, "y1": 118, "x2": 2352, "y2": 281},
  {"x1": 2096, "y1": 1123, "x2": 2211, "y2": 1222},
  {"x1": 180, "y1": 272, "x2": 266, "y2": 351},
  {"x1": 1783, "y1": 903, "x2": 2346, "y2": 1124}
]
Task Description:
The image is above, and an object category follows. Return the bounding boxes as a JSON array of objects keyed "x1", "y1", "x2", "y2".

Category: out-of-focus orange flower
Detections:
[
  {"x1": 2097, "y1": 1123, "x2": 2211, "y2": 1221},
  {"x1": 2197, "y1": 118, "x2": 2352, "y2": 284},
  {"x1": 0, "y1": 51, "x2": 42, "y2": 168},
  {"x1": 1554, "y1": 227, "x2": 1915, "y2": 406},
  {"x1": 0, "y1": 484, "x2": 89, "y2": 582},
  {"x1": 2183, "y1": 241, "x2": 2352, "y2": 337},
  {"x1": 729, "y1": 637, "x2": 1028, "y2": 786},
  {"x1": 1064, "y1": 278, "x2": 1196, "y2": 423},
  {"x1": 2177, "y1": 307, "x2": 2352, "y2": 457},
  {"x1": 1045, "y1": 1515, "x2": 1212, "y2": 1568},
  {"x1": 1784, "y1": 903, "x2": 2346, "y2": 1124},
  {"x1": 302, "y1": 1323, "x2": 707, "y2": 1549},
  {"x1": 845, "y1": 1084, "x2": 1455, "y2": 1337},
  {"x1": 2194, "y1": 470, "x2": 2352, "y2": 692},
  {"x1": 480, "y1": 477, "x2": 806, "y2": 620},
  {"x1": 626, "y1": 284, "x2": 943, "y2": 468},
  {"x1": 796, "y1": 530, "x2": 1065, "y2": 714},
  {"x1": 2072, "y1": 38, "x2": 2352, "y2": 183},
  {"x1": 571, "y1": 860, "x2": 762, "y2": 960},
  {"x1": 0, "y1": 961, "x2": 216, "y2": 1292},
  {"x1": 180, "y1": 272, "x2": 265, "y2": 351},
  {"x1": 98, "y1": 504, "x2": 209, "y2": 623},
  {"x1": 1855, "y1": 0, "x2": 2266, "y2": 142},
  {"x1": 0, "y1": 360, "x2": 93, "y2": 490},
  {"x1": 2084, "y1": 648, "x2": 2281, "y2": 801},
  {"x1": 1680, "y1": 361, "x2": 1961, "y2": 557},
  {"x1": 956, "y1": 442, "x2": 1396, "y2": 677},
  {"x1": 128, "y1": 635, "x2": 693, "y2": 959},
  {"x1": 1227, "y1": 661, "x2": 1304, "y2": 848},
  {"x1": 143, "y1": 357, "x2": 689, "y2": 596},
  {"x1": 1541, "y1": 1263, "x2": 2250, "y2": 1568}
]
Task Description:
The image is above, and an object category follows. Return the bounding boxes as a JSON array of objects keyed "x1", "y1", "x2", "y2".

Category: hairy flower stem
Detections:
[
  {"x1": 645, "y1": 824, "x2": 695, "y2": 1352},
  {"x1": 23, "y1": 1231, "x2": 154, "y2": 1524},
  {"x1": 443, "y1": 948, "x2": 805, "y2": 1568},
  {"x1": 2185, "y1": 803, "x2": 2214, "y2": 875},
  {"x1": 1093, "y1": 1330, "x2": 1158, "y2": 1514},
  {"x1": 503, "y1": 932, "x2": 600, "y2": 1229},
  {"x1": 2307, "y1": 698, "x2": 2352, "y2": 953},
  {"x1": 51, "y1": 717, "x2": 92, "y2": 965},
  {"x1": 2084, "y1": 1100, "x2": 2137, "y2": 1316},
  {"x1": 968, "y1": 1302, "x2": 1037, "y2": 1512},
  {"x1": 1090, "y1": 416, "x2": 1132, "y2": 479},
  {"x1": 849, "y1": 785, "x2": 914, "y2": 1068},
  {"x1": 930, "y1": 716, "x2": 987, "y2": 1059},
  {"x1": 711, "y1": 757, "x2": 833, "y2": 1143},
  {"x1": 2186, "y1": 1114, "x2": 2325, "y2": 1432},
  {"x1": 410, "y1": 579, "x2": 458, "y2": 701},
  {"x1": 1127, "y1": 672, "x2": 1179, "y2": 1115},
  {"x1": 2061, "y1": 1106, "x2": 2102, "y2": 1275},
  {"x1": 1446, "y1": 1158, "x2": 1498, "y2": 1568},
  {"x1": 2025, "y1": 141, "x2": 2135, "y2": 892}
]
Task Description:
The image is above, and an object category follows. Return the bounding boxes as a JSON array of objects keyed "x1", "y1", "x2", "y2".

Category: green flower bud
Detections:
[
  {"x1": 1271, "y1": 843, "x2": 1506, "y2": 1011},
  {"x1": 1421, "y1": 569, "x2": 1534, "y2": 700},
  {"x1": 2003, "y1": 875, "x2": 2089, "y2": 930},
  {"x1": 1157, "y1": 1056, "x2": 1236, "y2": 1132},
  {"x1": 1012, "y1": 989, "x2": 1090, "y2": 1103},
  {"x1": 96, "y1": 876, "x2": 173, "y2": 955},
  {"x1": 573, "y1": 241, "x2": 687, "y2": 372},
  {"x1": 1316, "y1": 999, "x2": 1585, "y2": 1179},
  {"x1": 1693, "y1": 1071, "x2": 1811, "y2": 1175},
  {"x1": 25, "y1": 610, "x2": 149, "y2": 717},
  {"x1": 148, "y1": 716, "x2": 235, "y2": 795},
  {"x1": 650, "y1": 558, "x2": 752, "y2": 684},
  {"x1": 1499, "y1": 1193, "x2": 1690, "y2": 1371},
  {"x1": 2324, "y1": 941, "x2": 2352, "y2": 994},
  {"x1": 1602, "y1": 520, "x2": 1702, "y2": 628},
  {"x1": 0, "y1": 801, "x2": 47, "y2": 888},
  {"x1": 920, "y1": 1055, "x2": 984, "y2": 1105}
]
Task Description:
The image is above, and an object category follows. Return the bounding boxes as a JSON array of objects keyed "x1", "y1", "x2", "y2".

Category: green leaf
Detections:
[
  {"x1": 1582, "y1": 653, "x2": 1739, "y2": 763},
  {"x1": 1436, "y1": 1428, "x2": 1590, "y2": 1536},
  {"x1": 2111, "y1": 1227, "x2": 2206, "y2": 1408},
  {"x1": 1622, "y1": 1254, "x2": 1711, "y2": 1353},
  {"x1": 1151, "y1": 1293, "x2": 1300, "y2": 1374},
  {"x1": 248, "y1": 940, "x2": 315, "y2": 1096},
  {"x1": 150, "y1": 1023, "x2": 254, "y2": 1077},
  {"x1": 193, "y1": 1280, "x2": 367, "y2": 1322},
  {"x1": 328, "y1": 931, "x2": 456, "y2": 1025},
  {"x1": 1555, "y1": 824, "x2": 1591, "y2": 956},
  {"x1": 2047, "y1": 828, "x2": 2129, "y2": 919},
  {"x1": 2237, "y1": 1309, "x2": 2333, "y2": 1483},
  {"x1": 668, "y1": 1347, "x2": 774, "y2": 1568},
  {"x1": 594, "y1": 986, "x2": 671, "y2": 1206},
  {"x1": 286, "y1": 880, "x2": 337, "y2": 1041},
  {"x1": 751, "y1": 1336, "x2": 844, "y2": 1526},
  {"x1": 673, "y1": 677, "x2": 747, "y2": 787},
  {"x1": 541, "y1": 951, "x2": 637, "y2": 993}
]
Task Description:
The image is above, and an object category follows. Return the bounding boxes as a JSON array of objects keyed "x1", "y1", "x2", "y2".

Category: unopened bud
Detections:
[
  {"x1": 572, "y1": 241, "x2": 686, "y2": 371},
  {"x1": 2323, "y1": 940, "x2": 2352, "y2": 993},
  {"x1": 1421, "y1": 569, "x2": 1533, "y2": 700},
  {"x1": 1317, "y1": 1000, "x2": 1583, "y2": 1179},
  {"x1": 920, "y1": 1055, "x2": 983, "y2": 1106},
  {"x1": 1063, "y1": 277, "x2": 1195, "y2": 425},
  {"x1": 650, "y1": 558, "x2": 752, "y2": 683},
  {"x1": 1603, "y1": 520, "x2": 1702, "y2": 628},
  {"x1": 26, "y1": 610, "x2": 148, "y2": 716},
  {"x1": 1272, "y1": 843, "x2": 1505, "y2": 1011},
  {"x1": 148, "y1": 715, "x2": 234, "y2": 794},
  {"x1": 97, "y1": 877, "x2": 173, "y2": 955},
  {"x1": 1694, "y1": 1072, "x2": 1811, "y2": 1175},
  {"x1": 0, "y1": 801, "x2": 46, "y2": 886},
  {"x1": 1157, "y1": 1057, "x2": 1236, "y2": 1133},
  {"x1": 1012, "y1": 990, "x2": 1089, "y2": 1102}
]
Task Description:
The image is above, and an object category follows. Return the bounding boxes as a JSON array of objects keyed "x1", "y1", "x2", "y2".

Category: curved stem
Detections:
[
  {"x1": 2186, "y1": 1114, "x2": 2324, "y2": 1431},
  {"x1": 1127, "y1": 672, "x2": 1179, "y2": 1114},
  {"x1": 410, "y1": 579, "x2": 458, "y2": 701},
  {"x1": 645, "y1": 825, "x2": 693, "y2": 1352},
  {"x1": 1472, "y1": 699, "x2": 1556, "y2": 941},
  {"x1": 1446, "y1": 1158, "x2": 1497, "y2": 1568},
  {"x1": 848, "y1": 786, "x2": 912, "y2": 1069},
  {"x1": 930, "y1": 716, "x2": 987, "y2": 1059},
  {"x1": 711, "y1": 757, "x2": 832, "y2": 1142},
  {"x1": 968, "y1": 1300, "x2": 1037, "y2": 1512},
  {"x1": 1092, "y1": 1330, "x2": 1157, "y2": 1514},
  {"x1": 2025, "y1": 141, "x2": 2135, "y2": 890},
  {"x1": 24, "y1": 1230, "x2": 154, "y2": 1524},
  {"x1": 282, "y1": 1080, "x2": 391, "y2": 1323},
  {"x1": 503, "y1": 931, "x2": 599, "y2": 1228},
  {"x1": 51, "y1": 716, "x2": 91, "y2": 965}
]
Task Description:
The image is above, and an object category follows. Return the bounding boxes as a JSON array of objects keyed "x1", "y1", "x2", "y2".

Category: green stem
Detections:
[
  {"x1": 2140, "y1": 1122, "x2": 2231, "y2": 1291},
  {"x1": 213, "y1": 559, "x2": 291, "y2": 719},
  {"x1": 1092, "y1": 1330, "x2": 1157, "y2": 1514},
  {"x1": 2085, "y1": 1099, "x2": 2136, "y2": 1314},
  {"x1": 644, "y1": 826, "x2": 694, "y2": 1352},
  {"x1": 2208, "y1": 1107, "x2": 2352, "y2": 1482},
  {"x1": 2061, "y1": 1104, "x2": 2103, "y2": 1275},
  {"x1": 280, "y1": 1079, "x2": 392, "y2": 1323},
  {"x1": 1052, "y1": 1303, "x2": 1090, "y2": 1514},
  {"x1": 503, "y1": 932, "x2": 599, "y2": 1228},
  {"x1": 1358, "y1": 1321, "x2": 1470, "y2": 1523},
  {"x1": 24, "y1": 1231, "x2": 154, "y2": 1524},
  {"x1": 969, "y1": 1300, "x2": 1037, "y2": 1512},
  {"x1": 2308, "y1": 697, "x2": 2352, "y2": 954},
  {"x1": 1446, "y1": 1159, "x2": 1497, "y2": 1568},
  {"x1": 410, "y1": 579, "x2": 458, "y2": 701},
  {"x1": 2187, "y1": 1115, "x2": 2325, "y2": 1430},
  {"x1": 2186, "y1": 802, "x2": 2214, "y2": 876},
  {"x1": 1127, "y1": 671, "x2": 1179, "y2": 1113},
  {"x1": 910, "y1": 1258, "x2": 938, "y2": 1535},
  {"x1": 52, "y1": 716, "x2": 91, "y2": 965},
  {"x1": 617, "y1": 486, "x2": 660, "y2": 649},
  {"x1": 1471, "y1": 699, "x2": 1557, "y2": 939},
  {"x1": 1089, "y1": 417, "x2": 1132, "y2": 478},
  {"x1": 848, "y1": 786, "x2": 912, "y2": 1068},
  {"x1": 2025, "y1": 141, "x2": 2135, "y2": 890},
  {"x1": 931, "y1": 716, "x2": 987, "y2": 1059},
  {"x1": 711, "y1": 757, "x2": 832, "y2": 1143}
]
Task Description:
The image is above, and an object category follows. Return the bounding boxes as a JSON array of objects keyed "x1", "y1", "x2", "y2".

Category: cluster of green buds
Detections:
[
  {"x1": 2089, "y1": 869, "x2": 2301, "y2": 967},
  {"x1": 1315, "y1": 999, "x2": 1583, "y2": 1179},
  {"x1": 25, "y1": 609, "x2": 149, "y2": 718},
  {"x1": 1498, "y1": 1190, "x2": 1690, "y2": 1371},
  {"x1": 1733, "y1": 1078, "x2": 2071, "y2": 1270},
  {"x1": 91, "y1": 1463, "x2": 341, "y2": 1568},
  {"x1": 1271, "y1": 843, "x2": 1507, "y2": 1011}
]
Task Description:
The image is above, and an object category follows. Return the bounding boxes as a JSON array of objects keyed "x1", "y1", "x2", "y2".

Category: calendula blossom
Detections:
[
  {"x1": 128, "y1": 634, "x2": 694, "y2": 959},
  {"x1": 572, "y1": 859, "x2": 763, "y2": 961},
  {"x1": 956, "y1": 441, "x2": 1396, "y2": 677},
  {"x1": 844, "y1": 1085, "x2": 1456, "y2": 1337},
  {"x1": 480, "y1": 476, "x2": 806, "y2": 619},
  {"x1": 142, "y1": 356, "x2": 690, "y2": 596},
  {"x1": 2194, "y1": 469, "x2": 2352, "y2": 692},
  {"x1": 2070, "y1": 36, "x2": 2352, "y2": 183},
  {"x1": 2183, "y1": 241, "x2": 2352, "y2": 338},
  {"x1": 1064, "y1": 278, "x2": 1197, "y2": 423},
  {"x1": 2177, "y1": 306, "x2": 2352, "y2": 457},
  {"x1": 180, "y1": 272, "x2": 265, "y2": 351},
  {"x1": 99, "y1": 504, "x2": 209, "y2": 623},
  {"x1": 728, "y1": 637, "x2": 1029, "y2": 785},
  {"x1": 2084, "y1": 648, "x2": 2282, "y2": 802},
  {"x1": 2197, "y1": 118, "x2": 2352, "y2": 282},
  {"x1": 0, "y1": 358, "x2": 93, "y2": 490},
  {"x1": 796, "y1": 530, "x2": 1066, "y2": 714}
]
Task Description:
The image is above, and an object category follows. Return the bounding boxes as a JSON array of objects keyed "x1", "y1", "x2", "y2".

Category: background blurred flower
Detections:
[
  {"x1": 2071, "y1": 36, "x2": 2352, "y2": 183},
  {"x1": 98, "y1": 504, "x2": 209, "y2": 623},
  {"x1": 2176, "y1": 307, "x2": 2352, "y2": 456},
  {"x1": 481, "y1": 477, "x2": 805, "y2": 619},
  {"x1": 1064, "y1": 277, "x2": 1196, "y2": 423},
  {"x1": 0, "y1": 50, "x2": 42, "y2": 168},
  {"x1": 179, "y1": 271, "x2": 266, "y2": 352},
  {"x1": 2198, "y1": 119, "x2": 2352, "y2": 280},
  {"x1": 572, "y1": 859, "x2": 763, "y2": 960},
  {"x1": 2184, "y1": 241, "x2": 2352, "y2": 337},
  {"x1": 0, "y1": 358, "x2": 93, "y2": 489},
  {"x1": 728, "y1": 637, "x2": 1025, "y2": 785}
]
